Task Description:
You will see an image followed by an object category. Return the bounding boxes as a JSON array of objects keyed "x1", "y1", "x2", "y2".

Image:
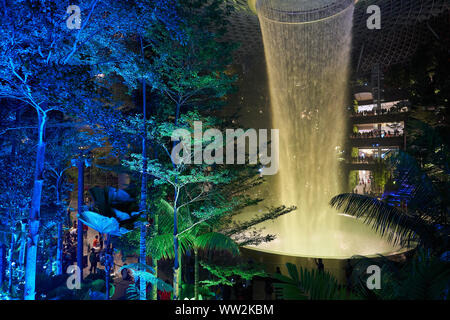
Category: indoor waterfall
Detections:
[{"x1": 247, "y1": 0, "x2": 404, "y2": 258}]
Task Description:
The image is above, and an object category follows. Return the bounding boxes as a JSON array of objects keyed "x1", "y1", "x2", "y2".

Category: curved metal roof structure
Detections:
[
  {"x1": 352, "y1": 0, "x2": 449, "y2": 72},
  {"x1": 225, "y1": 0, "x2": 449, "y2": 71}
]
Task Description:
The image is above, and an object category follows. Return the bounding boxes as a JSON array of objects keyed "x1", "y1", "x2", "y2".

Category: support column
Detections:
[{"x1": 77, "y1": 157, "x2": 85, "y2": 281}]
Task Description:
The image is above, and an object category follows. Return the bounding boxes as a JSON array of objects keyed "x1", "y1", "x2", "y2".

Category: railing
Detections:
[
  {"x1": 350, "y1": 108, "x2": 409, "y2": 118},
  {"x1": 350, "y1": 131, "x2": 403, "y2": 139},
  {"x1": 349, "y1": 157, "x2": 378, "y2": 164}
]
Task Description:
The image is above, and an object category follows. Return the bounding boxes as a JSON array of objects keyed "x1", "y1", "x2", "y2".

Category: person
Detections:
[
  {"x1": 83, "y1": 223, "x2": 88, "y2": 239},
  {"x1": 66, "y1": 208, "x2": 71, "y2": 224},
  {"x1": 273, "y1": 267, "x2": 282, "y2": 300},
  {"x1": 93, "y1": 235, "x2": 100, "y2": 249},
  {"x1": 89, "y1": 248, "x2": 98, "y2": 274},
  {"x1": 315, "y1": 258, "x2": 324, "y2": 273},
  {"x1": 264, "y1": 278, "x2": 274, "y2": 300},
  {"x1": 121, "y1": 264, "x2": 131, "y2": 281},
  {"x1": 69, "y1": 222, "x2": 77, "y2": 237},
  {"x1": 345, "y1": 259, "x2": 353, "y2": 289},
  {"x1": 99, "y1": 233, "x2": 104, "y2": 250}
]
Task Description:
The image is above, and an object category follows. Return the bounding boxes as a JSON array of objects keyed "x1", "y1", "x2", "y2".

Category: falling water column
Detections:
[{"x1": 256, "y1": 0, "x2": 354, "y2": 256}]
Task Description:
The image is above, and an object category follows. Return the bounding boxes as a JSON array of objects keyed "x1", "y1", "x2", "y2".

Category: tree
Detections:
[
  {"x1": 199, "y1": 261, "x2": 266, "y2": 299},
  {"x1": 79, "y1": 186, "x2": 144, "y2": 299},
  {"x1": 45, "y1": 125, "x2": 105, "y2": 275},
  {"x1": 135, "y1": 1, "x2": 237, "y2": 298},
  {"x1": 87, "y1": 0, "x2": 185, "y2": 299},
  {"x1": 192, "y1": 232, "x2": 239, "y2": 299},
  {"x1": 125, "y1": 113, "x2": 234, "y2": 299},
  {"x1": 148, "y1": 0, "x2": 237, "y2": 125},
  {"x1": 330, "y1": 149, "x2": 449, "y2": 254},
  {"x1": 125, "y1": 110, "x2": 296, "y2": 299},
  {"x1": 0, "y1": 0, "x2": 121, "y2": 299},
  {"x1": 0, "y1": 109, "x2": 34, "y2": 296},
  {"x1": 145, "y1": 197, "x2": 240, "y2": 300}
]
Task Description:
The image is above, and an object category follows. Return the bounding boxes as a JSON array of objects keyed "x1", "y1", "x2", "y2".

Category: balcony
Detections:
[
  {"x1": 346, "y1": 156, "x2": 380, "y2": 170},
  {"x1": 349, "y1": 131, "x2": 404, "y2": 148},
  {"x1": 350, "y1": 110, "x2": 409, "y2": 125}
]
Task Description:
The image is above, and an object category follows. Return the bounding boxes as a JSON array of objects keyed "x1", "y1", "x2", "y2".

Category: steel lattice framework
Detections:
[
  {"x1": 225, "y1": 0, "x2": 449, "y2": 70},
  {"x1": 353, "y1": 0, "x2": 449, "y2": 72}
]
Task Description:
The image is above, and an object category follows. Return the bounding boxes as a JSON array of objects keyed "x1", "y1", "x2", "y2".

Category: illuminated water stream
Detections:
[{"x1": 246, "y1": 0, "x2": 404, "y2": 258}]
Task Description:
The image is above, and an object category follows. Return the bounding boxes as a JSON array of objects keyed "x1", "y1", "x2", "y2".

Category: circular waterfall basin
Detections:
[
  {"x1": 241, "y1": 214, "x2": 413, "y2": 282},
  {"x1": 248, "y1": 0, "x2": 360, "y2": 14},
  {"x1": 254, "y1": 0, "x2": 355, "y2": 23}
]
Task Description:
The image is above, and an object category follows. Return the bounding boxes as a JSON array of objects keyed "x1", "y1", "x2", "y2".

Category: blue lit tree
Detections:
[
  {"x1": 44, "y1": 124, "x2": 107, "y2": 275},
  {"x1": 148, "y1": 0, "x2": 237, "y2": 125},
  {"x1": 0, "y1": 104, "x2": 34, "y2": 297},
  {"x1": 86, "y1": 0, "x2": 186, "y2": 299},
  {"x1": 0, "y1": 0, "x2": 137, "y2": 299}
]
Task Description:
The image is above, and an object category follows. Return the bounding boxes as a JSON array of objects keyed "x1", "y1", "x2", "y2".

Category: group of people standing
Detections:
[
  {"x1": 62, "y1": 220, "x2": 113, "y2": 276},
  {"x1": 88, "y1": 234, "x2": 105, "y2": 274}
]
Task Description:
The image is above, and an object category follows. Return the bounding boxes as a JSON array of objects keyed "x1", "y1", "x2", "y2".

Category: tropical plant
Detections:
[
  {"x1": 145, "y1": 196, "x2": 240, "y2": 300},
  {"x1": 119, "y1": 262, "x2": 173, "y2": 300},
  {"x1": 79, "y1": 186, "x2": 144, "y2": 299},
  {"x1": 199, "y1": 261, "x2": 266, "y2": 299},
  {"x1": 330, "y1": 149, "x2": 449, "y2": 253},
  {"x1": 349, "y1": 249, "x2": 450, "y2": 300},
  {"x1": 272, "y1": 263, "x2": 357, "y2": 300}
]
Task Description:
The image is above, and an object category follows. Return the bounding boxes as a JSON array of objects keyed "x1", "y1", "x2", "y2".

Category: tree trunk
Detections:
[
  {"x1": 173, "y1": 204, "x2": 179, "y2": 300},
  {"x1": 8, "y1": 235, "x2": 14, "y2": 293},
  {"x1": 171, "y1": 98, "x2": 183, "y2": 300},
  {"x1": 0, "y1": 243, "x2": 6, "y2": 288},
  {"x1": 175, "y1": 102, "x2": 181, "y2": 126},
  {"x1": 151, "y1": 259, "x2": 158, "y2": 300},
  {"x1": 24, "y1": 112, "x2": 46, "y2": 300},
  {"x1": 139, "y1": 223, "x2": 146, "y2": 300},
  {"x1": 56, "y1": 221, "x2": 63, "y2": 275},
  {"x1": 11, "y1": 108, "x2": 20, "y2": 160},
  {"x1": 105, "y1": 235, "x2": 111, "y2": 300},
  {"x1": 170, "y1": 90, "x2": 183, "y2": 300},
  {"x1": 19, "y1": 223, "x2": 26, "y2": 266},
  {"x1": 77, "y1": 157, "x2": 84, "y2": 281},
  {"x1": 151, "y1": 207, "x2": 159, "y2": 300},
  {"x1": 139, "y1": 55, "x2": 148, "y2": 300},
  {"x1": 194, "y1": 247, "x2": 199, "y2": 300},
  {"x1": 177, "y1": 244, "x2": 182, "y2": 298},
  {"x1": 56, "y1": 176, "x2": 63, "y2": 275}
]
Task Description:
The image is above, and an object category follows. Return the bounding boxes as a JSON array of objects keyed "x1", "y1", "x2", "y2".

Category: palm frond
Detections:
[
  {"x1": 121, "y1": 262, "x2": 154, "y2": 273},
  {"x1": 127, "y1": 269, "x2": 173, "y2": 293},
  {"x1": 193, "y1": 232, "x2": 239, "y2": 256},
  {"x1": 155, "y1": 199, "x2": 194, "y2": 234},
  {"x1": 330, "y1": 193, "x2": 425, "y2": 245},
  {"x1": 273, "y1": 263, "x2": 355, "y2": 300},
  {"x1": 399, "y1": 250, "x2": 450, "y2": 299},
  {"x1": 351, "y1": 250, "x2": 450, "y2": 300},
  {"x1": 147, "y1": 233, "x2": 194, "y2": 260},
  {"x1": 388, "y1": 151, "x2": 441, "y2": 215},
  {"x1": 126, "y1": 284, "x2": 140, "y2": 300}
]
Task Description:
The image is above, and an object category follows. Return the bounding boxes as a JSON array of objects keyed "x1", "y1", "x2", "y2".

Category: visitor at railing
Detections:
[
  {"x1": 350, "y1": 104, "x2": 409, "y2": 117},
  {"x1": 350, "y1": 129, "x2": 403, "y2": 139},
  {"x1": 351, "y1": 155, "x2": 376, "y2": 163}
]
